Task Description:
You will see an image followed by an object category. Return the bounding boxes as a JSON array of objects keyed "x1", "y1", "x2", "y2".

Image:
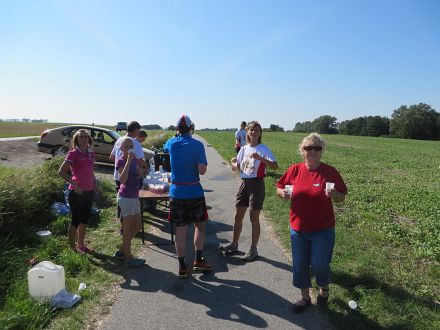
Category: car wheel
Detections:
[{"x1": 52, "y1": 146, "x2": 67, "y2": 157}]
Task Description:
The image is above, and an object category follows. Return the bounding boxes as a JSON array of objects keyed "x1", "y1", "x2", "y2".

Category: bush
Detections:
[{"x1": 0, "y1": 157, "x2": 64, "y2": 239}]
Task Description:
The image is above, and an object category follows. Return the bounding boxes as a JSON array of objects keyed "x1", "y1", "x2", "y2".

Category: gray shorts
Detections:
[
  {"x1": 117, "y1": 196, "x2": 140, "y2": 217},
  {"x1": 235, "y1": 178, "x2": 265, "y2": 210}
]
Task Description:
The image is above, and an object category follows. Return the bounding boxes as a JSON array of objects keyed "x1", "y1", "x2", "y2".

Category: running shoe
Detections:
[
  {"x1": 219, "y1": 241, "x2": 238, "y2": 254},
  {"x1": 124, "y1": 257, "x2": 145, "y2": 267},
  {"x1": 242, "y1": 247, "x2": 258, "y2": 262},
  {"x1": 179, "y1": 265, "x2": 188, "y2": 279},
  {"x1": 193, "y1": 258, "x2": 212, "y2": 273}
]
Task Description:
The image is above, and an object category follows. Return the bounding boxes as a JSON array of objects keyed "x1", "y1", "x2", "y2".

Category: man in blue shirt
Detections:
[{"x1": 165, "y1": 114, "x2": 212, "y2": 278}]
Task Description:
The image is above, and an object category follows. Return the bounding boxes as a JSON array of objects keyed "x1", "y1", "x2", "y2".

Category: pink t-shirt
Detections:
[{"x1": 65, "y1": 147, "x2": 95, "y2": 191}]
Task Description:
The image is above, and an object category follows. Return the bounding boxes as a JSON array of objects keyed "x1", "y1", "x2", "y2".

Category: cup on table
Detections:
[
  {"x1": 325, "y1": 182, "x2": 335, "y2": 197},
  {"x1": 284, "y1": 185, "x2": 293, "y2": 198}
]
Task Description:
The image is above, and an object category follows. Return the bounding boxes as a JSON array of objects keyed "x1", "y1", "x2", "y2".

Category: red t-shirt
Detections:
[
  {"x1": 65, "y1": 147, "x2": 95, "y2": 191},
  {"x1": 276, "y1": 162, "x2": 347, "y2": 232}
]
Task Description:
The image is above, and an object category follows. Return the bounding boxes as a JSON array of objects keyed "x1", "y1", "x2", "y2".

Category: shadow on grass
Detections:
[{"x1": 327, "y1": 270, "x2": 437, "y2": 330}]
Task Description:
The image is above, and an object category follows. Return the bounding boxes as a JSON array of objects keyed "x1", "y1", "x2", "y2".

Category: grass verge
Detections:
[
  {"x1": 198, "y1": 131, "x2": 439, "y2": 329},
  {"x1": 0, "y1": 160, "x2": 144, "y2": 330}
]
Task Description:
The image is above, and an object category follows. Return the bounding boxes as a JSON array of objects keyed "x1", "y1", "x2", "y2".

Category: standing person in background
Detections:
[
  {"x1": 59, "y1": 129, "x2": 98, "y2": 254},
  {"x1": 136, "y1": 129, "x2": 148, "y2": 145},
  {"x1": 220, "y1": 121, "x2": 278, "y2": 261},
  {"x1": 110, "y1": 121, "x2": 146, "y2": 220},
  {"x1": 164, "y1": 114, "x2": 211, "y2": 279},
  {"x1": 136, "y1": 129, "x2": 149, "y2": 178},
  {"x1": 234, "y1": 121, "x2": 247, "y2": 153},
  {"x1": 276, "y1": 132, "x2": 347, "y2": 313},
  {"x1": 114, "y1": 137, "x2": 145, "y2": 267}
]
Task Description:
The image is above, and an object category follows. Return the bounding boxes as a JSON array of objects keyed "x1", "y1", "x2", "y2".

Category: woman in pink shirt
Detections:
[{"x1": 59, "y1": 129, "x2": 97, "y2": 254}]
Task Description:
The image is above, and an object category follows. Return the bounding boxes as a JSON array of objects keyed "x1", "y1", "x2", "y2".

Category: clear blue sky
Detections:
[{"x1": 1, "y1": 0, "x2": 439, "y2": 129}]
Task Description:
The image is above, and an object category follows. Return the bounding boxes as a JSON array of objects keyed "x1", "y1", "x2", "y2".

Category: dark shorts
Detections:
[
  {"x1": 168, "y1": 197, "x2": 209, "y2": 227},
  {"x1": 235, "y1": 178, "x2": 265, "y2": 210},
  {"x1": 68, "y1": 190, "x2": 94, "y2": 227}
]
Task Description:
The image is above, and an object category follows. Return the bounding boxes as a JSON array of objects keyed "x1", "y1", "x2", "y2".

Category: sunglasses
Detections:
[{"x1": 303, "y1": 145, "x2": 323, "y2": 151}]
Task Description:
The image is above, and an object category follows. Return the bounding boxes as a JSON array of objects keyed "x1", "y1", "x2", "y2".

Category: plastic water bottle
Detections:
[
  {"x1": 159, "y1": 165, "x2": 163, "y2": 173},
  {"x1": 149, "y1": 160, "x2": 155, "y2": 174}
]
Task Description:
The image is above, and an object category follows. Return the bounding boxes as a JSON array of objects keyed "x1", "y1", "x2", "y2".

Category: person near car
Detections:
[
  {"x1": 114, "y1": 137, "x2": 145, "y2": 267},
  {"x1": 275, "y1": 132, "x2": 347, "y2": 313},
  {"x1": 220, "y1": 121, "x2": 278, "y2": 262},
  {"x1": 163, "y1": 114, "x2": 211, "y2": 278},
  {"x1": 234, "y1": 121, "x2": 247, "y2": 153},
  {"x1": 110, "y1": 121, "x2": 146, "y2": 219},
  {"x1": 58, "y1": 129, "x2": 98, "y2": 254},
  {"x1": 136, "y1": 129, "x2": 149, "y2": 174}
]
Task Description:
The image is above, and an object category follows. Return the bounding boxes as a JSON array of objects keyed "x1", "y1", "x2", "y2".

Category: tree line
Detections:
[{"x1": 291, "y1": 103, "x2": 440, "y2": 140}]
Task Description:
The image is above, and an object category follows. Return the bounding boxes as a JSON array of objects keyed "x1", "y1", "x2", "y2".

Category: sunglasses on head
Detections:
[{"x1": 303, "y1": 145, "x2": 322, "y2": 151}]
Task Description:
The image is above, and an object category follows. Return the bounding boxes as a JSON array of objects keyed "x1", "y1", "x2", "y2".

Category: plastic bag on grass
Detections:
[
  {"x1": 50, "y1": 289, "x2": 81, "y2": 309},
  {"x1": 50, "y1": 202, "x2": 70, "y2": 216}
]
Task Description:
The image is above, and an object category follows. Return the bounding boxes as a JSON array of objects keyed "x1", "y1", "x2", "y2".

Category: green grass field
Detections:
[
  {"x1": 198, "y1": 131, "x2": 440, "y2": 329},
  {"x1": 0, "y1": 122, "x2": 114, "y2": 138}
]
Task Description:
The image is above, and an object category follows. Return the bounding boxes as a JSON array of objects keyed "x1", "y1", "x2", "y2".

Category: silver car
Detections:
[{"x1": 37, "y1": 125, "x2": 154, "y2": 164}]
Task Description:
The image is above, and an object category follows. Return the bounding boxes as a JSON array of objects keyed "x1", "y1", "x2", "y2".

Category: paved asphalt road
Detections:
[{"x1": 99, "y1": 135, "x2": 330, "y2": 330}]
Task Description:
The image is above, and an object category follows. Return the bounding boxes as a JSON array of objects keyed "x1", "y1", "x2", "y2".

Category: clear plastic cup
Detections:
[
  {"x1": 325, "y1": 182, "x2": 335, "y2": 193},
  {"x1": 285, "y1": 185, "x2": 293, "y2": 197}
]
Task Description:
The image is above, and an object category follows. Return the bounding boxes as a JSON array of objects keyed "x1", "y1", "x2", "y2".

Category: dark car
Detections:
[
  {"x1": 115, "y1": 122, "x2": 127, "y2": 132},
  {"x1": 37, "y1": 125, "x2": 154, "y2": 164}
]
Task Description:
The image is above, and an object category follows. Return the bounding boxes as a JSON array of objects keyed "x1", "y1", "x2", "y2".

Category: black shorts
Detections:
[
  {"x1": 68, "y1": 190, "x2": 94, "y2": 227},
  {"x1": 235, "y1": 178, "x2": 265, "y2": 210},
  {"x1": 168, "y1": 197, "x2": 209, "y2": 227}
]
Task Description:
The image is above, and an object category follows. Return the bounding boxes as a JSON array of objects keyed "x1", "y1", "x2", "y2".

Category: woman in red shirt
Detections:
[{"x1": 276, "y1": 132, "x2": 347, "y2": 313}]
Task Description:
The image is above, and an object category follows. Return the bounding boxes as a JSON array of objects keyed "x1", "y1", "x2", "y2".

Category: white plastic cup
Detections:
[
  {"x1": 325, "y1": 182, "x2": 335, "y2": 193},
  {"x1": 128, "y1": 149, "x2": 135, "y2": 154},
  {"x1": 285, "y1": 185, "x2": 293, "y2": 197},
  {"x1": 78, "y1": 283, "x2": 87, "y2": 292},
  {"x1": 348, "y1": 300, "x2": 357, "y2": 309}
]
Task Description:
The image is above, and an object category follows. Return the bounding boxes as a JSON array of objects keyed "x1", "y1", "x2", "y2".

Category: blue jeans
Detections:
[{"x1": 290, "y1": 227, "x2": 335, "y2": 288}]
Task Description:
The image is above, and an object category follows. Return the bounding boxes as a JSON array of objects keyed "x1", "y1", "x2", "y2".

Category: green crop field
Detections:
[
  {"x1": 0, "y1": 122, "x2": 114, "y2": 138},
  {"x1": 198, "y1": 131, "x2": 440, "y2": 329}
]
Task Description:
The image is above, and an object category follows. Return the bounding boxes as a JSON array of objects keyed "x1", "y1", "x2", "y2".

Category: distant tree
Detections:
[
  {"x1": 312, "y1": 115, "x2": 338, "y2": 134},
  {"x1": 167, "y1": 125, "x2": 176, "y2": 131},
  {"x1": 269, "y1": 124, "x2": 284, "y2": 132},
  {"x1": 340, "y1": 116, "x2": 389, "y2": 136},
  {"x1": 293, "y1": 121, "x2": 313, "y2": 133},
  {"x1": 390, "y1": 103, "x2": 440, "y2": 140},
  {"x1": 142, "y1": 124, "x2": 162, "y2": 130}
]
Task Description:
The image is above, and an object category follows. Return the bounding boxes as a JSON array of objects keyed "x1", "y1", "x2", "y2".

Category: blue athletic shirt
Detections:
[{"x1": 164, "y1": 134, "x2": 207, "y2": 199}]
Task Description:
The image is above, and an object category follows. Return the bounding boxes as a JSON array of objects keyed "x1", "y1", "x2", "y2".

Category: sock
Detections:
[
  {"x1": 196, "y1": 250, "x2": 203, "y2": 262},
  {"x1": 178, "y1": 257, "x2": 186, "y2": 268}
]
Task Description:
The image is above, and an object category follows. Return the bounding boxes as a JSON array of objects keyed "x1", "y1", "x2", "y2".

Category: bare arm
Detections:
[
  {"x1": 118, "y1": 154, "x2": 135, "y2": 184},
  {"x1": 198, "y1": 163, "x2": 207, "y2": 175},
  {"x1": 327, "y1": 189, "x2": 346, "y2": 203},
  {"x1": 252, "y1": 152, "x2": 278, "y2": 170},
  {"x1": 58, "y1": 160, "x2": 82, "y2": 194}
]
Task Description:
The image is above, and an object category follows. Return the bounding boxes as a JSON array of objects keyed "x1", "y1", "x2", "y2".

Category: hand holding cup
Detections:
[
  {"x1": 325, "y1": 182, "x2": 335, "y2": 197},
  {"x1": 284, "y1": 185, "x2": 293, "y2": 200}
]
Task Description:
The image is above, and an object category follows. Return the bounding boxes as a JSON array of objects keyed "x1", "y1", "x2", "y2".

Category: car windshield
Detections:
[{"x1": 109, "y1": 131, "x2": 121, "y2": 140}]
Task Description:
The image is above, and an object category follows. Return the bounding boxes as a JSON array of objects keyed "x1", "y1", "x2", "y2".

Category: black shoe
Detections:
[{"x1": 292, "y1": 298, "x2": 312, "y2": 314}]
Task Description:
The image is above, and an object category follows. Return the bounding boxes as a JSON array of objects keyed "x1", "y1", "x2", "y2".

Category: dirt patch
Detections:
[
  {"x1": 0, "y1": 138, "x2": 51, "y2": 168},
  {"x1": 0, "y1": 138, "x2": 114, "y2": 180}
]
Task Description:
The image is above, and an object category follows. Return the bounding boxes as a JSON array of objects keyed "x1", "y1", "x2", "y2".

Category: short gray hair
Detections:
[{"x1": 298, "y1": 132, "x2": 326, "y2": 156}]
